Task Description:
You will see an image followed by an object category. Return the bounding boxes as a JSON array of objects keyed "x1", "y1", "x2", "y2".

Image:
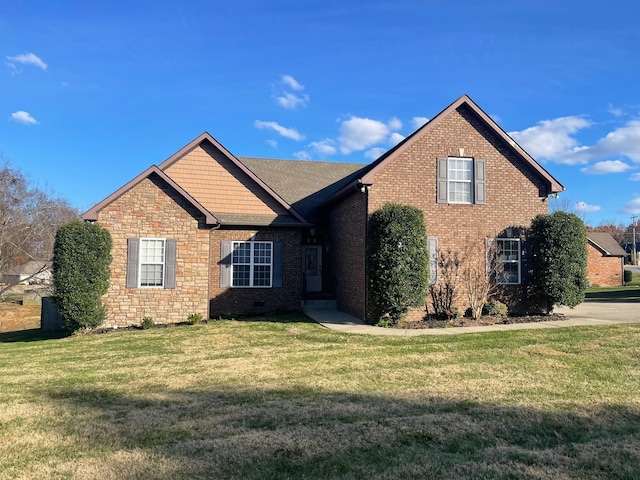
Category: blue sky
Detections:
[{"x1": 2, "y1": 0, "x2": 640, "y2": 226}]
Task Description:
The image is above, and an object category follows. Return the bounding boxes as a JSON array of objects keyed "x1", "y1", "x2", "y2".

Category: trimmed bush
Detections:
[
  {"x1": 188, "y1": 312, "x2": 204, "y2": 325},
  {"x1": 624, "y1": 269, "x2": 633, "y2": 284},
  {"x1": 529, "y1": 211, "x2": 588, "y2": 313},
  {"x1": 141, "y1": 317, "x2": 155, "y2": 329},
  {"x1": 482, "y1": 300, "x2": 508, "y2": 318},
  {"x1": 366, "y1": 202, "x2": 429, "y2": 324},
  {"x1": 53, "y1": 219, "x2": 112, "y2": 331}
]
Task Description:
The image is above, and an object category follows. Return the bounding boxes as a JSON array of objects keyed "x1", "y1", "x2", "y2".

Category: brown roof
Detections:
[
  {"x1": 587, "y1": 232, "x2": 628, "y2": 257},
  {"x1": 238, "y1": 157, "x2": 366, "y2": 221},
  {"x1": 329, "y1": 94, "x2": 564, "y2": 202}
]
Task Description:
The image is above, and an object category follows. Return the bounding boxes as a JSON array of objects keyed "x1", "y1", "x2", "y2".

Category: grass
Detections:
[
  {"x1": 586, "y1": 271, "x2": 640, "y2": 302},
  {"x1": 1, "y1": 314, "x2": 639, "y2": 479}
]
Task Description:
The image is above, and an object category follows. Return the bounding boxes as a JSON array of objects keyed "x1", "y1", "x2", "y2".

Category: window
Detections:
[
  {"x1": 139, "y1": 238, "x2": 165, "y2": 287},
  {"x1": 126, "y1": 238, "x2": 176, "y2": 289},
  {"x1": 437, "y1": 157, "x2": 486, "y2": 205},
  {"x1": 231, "y1": 241, "x2": 272, "y2": 287},
  {"x1": 448, "y1": 157, "x2": 473, "y2": 203},
  {"x1": 496, "y1": 238, "x2": 520, "y2": 284}
]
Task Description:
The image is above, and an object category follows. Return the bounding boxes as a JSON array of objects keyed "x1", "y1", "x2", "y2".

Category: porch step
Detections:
[{"x1": 302, "y1": 299, "x2": 338, "y2": 312}]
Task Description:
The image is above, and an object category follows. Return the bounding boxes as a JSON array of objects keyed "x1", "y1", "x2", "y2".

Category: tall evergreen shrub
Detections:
[
  {"x1": 367, "y1": 202, "x2": 429, "y2": 324},
  {"x1": 53, "y1": 219, "x2": 112, "y2": 331},
  {"x1": 529, "y1": 211, "x2": 588, "y2": 313}
]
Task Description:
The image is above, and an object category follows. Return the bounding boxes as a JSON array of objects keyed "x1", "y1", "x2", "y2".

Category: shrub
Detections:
[
  {"x1": 141, "y1": 316, "x2": 155, "y2": 329},
  {"x1": 187, "y1": 312, "x2": 204, "y2": 325},
  {"x1": 429, "y1": 249, "x2": 461, "y2": 318},
  {"x1": 367, "y1": 203, "x2": 429, "y2": 325},
  {"x1": 483, "y1": 300, "x2": 508, "y2": 318},
  {"x1": 529, "y1": 211, "x2": 588, "y2": 313},
  {"x1": 624, "y1": 269, "x2": 633, "y2": 284},
  {"x1": 53, "y1": 219, "x2": 112, "y2": 332}
]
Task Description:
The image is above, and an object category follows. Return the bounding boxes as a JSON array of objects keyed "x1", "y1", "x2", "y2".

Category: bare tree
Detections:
[
  {"x1": 0, "y1": 158, "x2": 78, "y2": 294},
  {"x1": 462, "y1": 238, "x2": 504, "y2": 321},
  {"x1": 428, "y1": 249, "x2": 462, "y2": 318}
]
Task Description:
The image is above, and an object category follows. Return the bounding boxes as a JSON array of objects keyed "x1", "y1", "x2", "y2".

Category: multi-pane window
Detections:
[
  {"x1": 231, "y1": 241, "x2": 272, "y2": 287},
  {"x1": 139, "y1": 238, "x2": 165, "y2": 287},
  {"x1": 448, "y1": 157, "x2": 473, "y2": 203},
  {"x1": 496, "y1": 238, "x2": 520, "y2": 284}
]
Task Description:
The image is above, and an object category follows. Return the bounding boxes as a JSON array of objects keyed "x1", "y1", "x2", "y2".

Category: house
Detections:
[
  {"x1": 82, "y1": 95, "x2": 564, "y2": 327},
  {"x1": 1, "y1": 261, "x2": 52, "y2": 286},
  {"x1": 586, "y1": 232, "x2": 627, "y2": 286}
]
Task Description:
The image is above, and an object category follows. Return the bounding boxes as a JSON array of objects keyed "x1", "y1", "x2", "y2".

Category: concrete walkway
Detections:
[{"x1": 304, "y1": 301, "x2": 640, "y2": 336}]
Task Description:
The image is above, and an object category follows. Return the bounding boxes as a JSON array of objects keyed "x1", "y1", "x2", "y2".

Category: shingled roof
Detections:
[
  {"x1": 587, "y1": 232, "x2": 628, "y2": 257},
  {"x1": 238, "y1": 157, "x2": 366, "y2": 221}
]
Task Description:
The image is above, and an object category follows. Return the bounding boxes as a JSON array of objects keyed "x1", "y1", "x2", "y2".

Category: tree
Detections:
[
  {"x1": 530, "y1": 211, "x2": 588, "y2": 313},
  {"x1": 53, "y1": 219, "x2": 112, "y2": 331},
  {"x1": 0, "y1": 158, "x2": 77, "y2": 294},
  {"x1": 462, "y1": 238, "x2": 504, "y2": 321},
  {"x1": 367, "y1": 203, "x2": 429, "y2": 325}
]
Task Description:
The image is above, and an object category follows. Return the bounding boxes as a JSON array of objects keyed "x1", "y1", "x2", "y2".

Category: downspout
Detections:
[
  {"x1": 360, "y1": 182, "x2": 370, "y2": 322},
  {"x1": 207, "y1": 222, "x2": 221, "y2": 320}
]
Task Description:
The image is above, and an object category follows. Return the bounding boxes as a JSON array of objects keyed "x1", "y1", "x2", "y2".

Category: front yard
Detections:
[{"x1": 1, "y1": 315, "x2": 639, "y2": 479}]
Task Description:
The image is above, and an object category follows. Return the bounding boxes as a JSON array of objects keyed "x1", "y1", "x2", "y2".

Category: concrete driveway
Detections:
[{"x1": 554, "y1": 301, "x2": 640, "y2": 324}]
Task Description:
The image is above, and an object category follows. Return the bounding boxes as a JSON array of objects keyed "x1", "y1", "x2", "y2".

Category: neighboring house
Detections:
[
  {"x1": 586, "y1": 232, "x2": 627, "y2": 287},
  {"x1": 82, "y1": 95, "x2": 564, "y2": 327},
  {"x1": 1, "y1": 261, "x2": 52, "y2": 285}
]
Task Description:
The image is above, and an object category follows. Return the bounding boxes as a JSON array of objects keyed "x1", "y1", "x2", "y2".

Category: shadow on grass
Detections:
[
  {"x1": 0, "y1": 328, "x2": 70, "y2": 343},
  {"x1": 585, "y1": 286, "x2": 640, "y2": 302},
  {"x1": 39, "y1": 385, "x2": 640, "y2": 479}
]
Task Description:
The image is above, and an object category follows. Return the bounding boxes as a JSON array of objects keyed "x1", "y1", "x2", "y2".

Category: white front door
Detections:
[{"x1": 303, "y1": 246, "x2": 322, "y2": 292}]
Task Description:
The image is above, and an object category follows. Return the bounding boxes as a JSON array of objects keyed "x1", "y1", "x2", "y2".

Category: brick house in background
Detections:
[
  {"x1": 82, "y1": 95, "x2": 564, "y2": 327},
  {"x1": 585, "y1": 232, "x2": 627, "y2": 287}
]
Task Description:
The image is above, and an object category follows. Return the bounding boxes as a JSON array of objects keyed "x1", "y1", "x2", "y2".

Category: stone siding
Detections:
[{"x1": 97, "y1": 174, "x2": 210, "y2": 327}]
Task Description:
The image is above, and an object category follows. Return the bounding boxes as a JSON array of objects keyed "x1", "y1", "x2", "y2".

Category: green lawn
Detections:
[
  {"x1": 585, "y1": 271, "x2": 640, "y2": 302},
  {"x1": 1, "y1": 315, "x2": 639, "y2": 479}
]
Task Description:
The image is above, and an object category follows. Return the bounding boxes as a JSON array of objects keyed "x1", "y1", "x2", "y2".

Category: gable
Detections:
[{"x1": 163, "y1": 143, "x2": 290, "y2": 217}]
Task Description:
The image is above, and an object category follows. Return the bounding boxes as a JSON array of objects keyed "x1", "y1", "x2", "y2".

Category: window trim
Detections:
[
  {"x1": 437, "y1": 157, "x2": 486, "y2": 205},
  {"x1": 231, "y1": 240, "x2": 273, "y2": 288},
  {"x1": 447, "y1": 157, "x2": 473, "y2": 204},
  {"x1": 496, "y1": 238, "x2": 521, "y2": 285},
  {"x1": 139, "y1": 237, "x2": 166, "y2": 288}
]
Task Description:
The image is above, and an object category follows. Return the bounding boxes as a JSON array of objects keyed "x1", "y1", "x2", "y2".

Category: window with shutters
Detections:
[
  {"x1": 231, "y1": 241, "x2": 273, "y2": 287},
  {"x1": 139, "y1": 238, "x2": 165, "y2": 287},
  {"x1": 437, "y1": 157, "x2": 486, "y2": 205},
  {"x1": 496, "y1": 238, "x2": 520, "y2": 285}
]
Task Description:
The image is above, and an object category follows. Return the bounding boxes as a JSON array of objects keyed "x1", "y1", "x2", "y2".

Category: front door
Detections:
[{"x1": 303, "y1": 246, "x2": 322, "y2": 292}]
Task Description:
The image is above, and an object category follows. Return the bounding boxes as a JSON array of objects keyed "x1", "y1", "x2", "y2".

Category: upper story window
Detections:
[
  {"x1": 231, "y1": 241, "x2": 273, "y2": 287},
  {"x1": 437, "y1": 157, "x2": 486, "y2": 205},
  {"x1": 140, "y1": 238, "x2": 165, "y2": 287},
  {"x1": 448, "y1": 157, "x2": 473, "y2": 203}
]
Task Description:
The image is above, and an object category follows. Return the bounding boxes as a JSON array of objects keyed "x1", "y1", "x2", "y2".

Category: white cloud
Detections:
[
  {"x1": 412, "y1": 116, "x2": 429, "y2": 130},
  {"x1": 580, "y1": 160, "x2": 632, "y2": 175},
  {"x1": 6, "y1": 52, "x2": 47, "y2": 70},
  {"x1": 309, "y1": 139, "x2": 337, "y2": 156},
  {"x1": 620, "y1": 196, "x2": 640, "y2": 214},
  {"x1": 338, "y1": 116, "x2": 391, "y2": 154},
  {"x1": 275, "y1": 92, "x2": 309, "y2": 110},
  {"x1": 266, "y1": 139, "x2": 278, "y2": 148},
  {"x1": 273, "y1": 74, "x2": 309, "y2": 109},
  {"x1": 608, "y1": 103, "x2": 623, "y2": 117},
  {"x1": 254, "y1": 120, "x2": 304, "y2": 141},
  {"x1": 509, "y1": 116, "x2": 592, "y2": 163},
  {"x1": 281, "y1": 74, "x2": 304, "y2": 91},
  {"x1": 575, "y1": 201, "x2": 602, "y2": 213},
  {"x1": 365, "y1": 147, "x2": 387, "y2": 160},
  {"x1": 389, "y1": 132, "x2": 405, "y2": 146},
  {"x1": 10, "y1": 111, "x2": 38, "y2": 124},
  {"x1": 630, "y1": 173, "x2": 640, "y2": 181},
  {"x1": 593, "y1": 120, "x2": 640, "y2": 163},
  {"x1": 387, "y1": 117, "x2": 402, "y2": 131},
  {"x1": 293, "y1": 151, "x2": 312, "y2": 160}
]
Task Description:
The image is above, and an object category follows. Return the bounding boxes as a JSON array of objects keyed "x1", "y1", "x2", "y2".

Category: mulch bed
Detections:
[{"x1": 398, "y1": 313, "x2": 565, "y2": 329}]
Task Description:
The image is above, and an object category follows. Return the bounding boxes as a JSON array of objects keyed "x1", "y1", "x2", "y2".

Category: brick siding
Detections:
[
  {"x1": 343, "y1": 104, "x2": 550, "y2": 321},
  {"x1": 208, "y1": 228, "x2": 302, "y2": 317},
  {"x1": 587, "y1": 243, "x2": 624, "y2": 287},
  {"x1": 329, "y1": 192, "x2": 368, "y2": 319}
]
